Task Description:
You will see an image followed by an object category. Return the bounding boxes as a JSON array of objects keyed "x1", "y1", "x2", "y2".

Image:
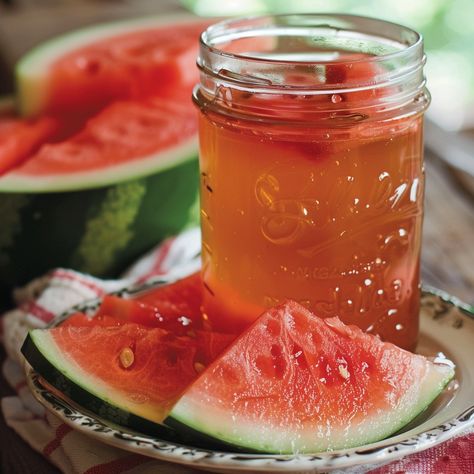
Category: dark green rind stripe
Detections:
[
  {"x1": 164, "y1": 415, "x2": 261, "y2": 454},
  {"x1": 0, "y1": 156, "x2": 199, "y2": 310},
  {"x1": 21, "y1": 332, "x2": 248, "y2": 452},
  {"x1": 21, "y1": 333, "x2": 177, "y2": 439},
  {"x1": 111, "y1": 157, "x2": 200, "y2": 277}
]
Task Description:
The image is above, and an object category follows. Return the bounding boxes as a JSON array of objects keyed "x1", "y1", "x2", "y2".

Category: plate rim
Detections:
[{"x1": 25, "y1": 287, "x2": 474, "y2": 473}]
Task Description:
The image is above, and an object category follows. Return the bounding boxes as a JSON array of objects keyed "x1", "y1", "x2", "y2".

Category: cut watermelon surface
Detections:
[
  {"x1": 0, "y1": 99, "x2": 60, "y2": 175},
  {"x1": 63, "y1": 273, "x2": 205, "y2": 334},
  {"x1": 166, "y1": 301, "x2": 454, "y2": 453},
  {"x1": 22, "y1": 324, "x2": 234, "y2": 434},
  {"x1": 60, "y1": 312, "x2": 123, "y2": 328},
  {"x1": 134, "y1": 272, "x2": 204, "y2": 325},
  {"x1": 0, "y1": 95, "x2": 197, "y2": 192},
  {"x1": 16, "y1": 17, "x2": 208, "y2": 117}
]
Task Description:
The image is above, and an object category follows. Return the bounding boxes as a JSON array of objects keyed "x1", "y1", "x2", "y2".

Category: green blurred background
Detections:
[{"x1": 182, "y1": 0, "x2": 474, "y2": 131}]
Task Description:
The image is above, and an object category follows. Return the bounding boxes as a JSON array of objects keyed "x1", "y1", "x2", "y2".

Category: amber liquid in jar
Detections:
[{"x1": 196, "y1": 15, "x2": 429, "y2": 350}]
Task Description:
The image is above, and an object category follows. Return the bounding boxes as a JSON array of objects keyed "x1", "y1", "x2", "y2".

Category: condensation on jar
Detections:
[{"x1": 194, "y1": 14, "x2": 430, "y2": 351}]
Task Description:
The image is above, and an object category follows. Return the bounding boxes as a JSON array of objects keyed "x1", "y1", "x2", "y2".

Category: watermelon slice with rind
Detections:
[
  {"x1": 166, "y1": 301, "x2": 454, "y2": 453},
  {"x1": 0, "y1": 95, "x2": 197, "y2": 192},
  {"x1": 16, "y1": 16, "x2": 209, "y2": 118},
  {"x1": 21, "y1": 324, "x2": 234, "y2": 435}
]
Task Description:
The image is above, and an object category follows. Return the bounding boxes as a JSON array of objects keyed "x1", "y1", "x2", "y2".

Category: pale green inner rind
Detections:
[
  {"x1": 169, "y1": 364, "x2": 454, "y2": 454},
  {"x1": 16, "y1": 14, "x2": 195, "y2": 117},
  {"x1": 30, "y1": 330, "x2": 162, "y2": 423},
  {"x1": 0, "y1": 135, "x2": 197, "y2": 193}
]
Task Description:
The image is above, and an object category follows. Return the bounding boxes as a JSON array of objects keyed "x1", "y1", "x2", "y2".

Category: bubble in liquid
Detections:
[{"x1": 331, "y1": 94, "x2": 343, "y2": 104}]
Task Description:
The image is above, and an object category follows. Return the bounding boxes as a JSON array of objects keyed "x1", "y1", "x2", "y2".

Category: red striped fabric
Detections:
[
  {"x1": 51, "y1": 270, "x2": 106, "y2": 297},
  {"x1": 136, "y1": 236, "x2": 175, "y2": 284},
  {"x1": 42, "y1": 423, "x2": 73, "y2": 457},
  {"x1": 83, "y1": 454, "x2": 151, "y2": 474},
  {"x1": 22, "y1": 301, "x2": 56, "y2": 323}
]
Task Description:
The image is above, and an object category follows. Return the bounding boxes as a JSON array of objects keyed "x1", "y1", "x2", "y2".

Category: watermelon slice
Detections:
[
  {"x1": 21, "y1": 324, "x2": 234, "y2": 435},
  {"x1": 0, "y1": 95, "x2": 197, "y2": 192},
  {"x1": 16, "y1": 16, "x2": 208, "y2": 118},
  {"x1": 166, "y1": 301, "x2": 455, "y2": 453}
]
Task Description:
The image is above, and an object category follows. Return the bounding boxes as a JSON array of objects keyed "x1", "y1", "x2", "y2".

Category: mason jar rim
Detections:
[
  {"x1": 196, "y1": 13, "x2": 429, "y2": 123},
  {"x1": 200, "y1": 13, "x2": 423, "y2": 68}
]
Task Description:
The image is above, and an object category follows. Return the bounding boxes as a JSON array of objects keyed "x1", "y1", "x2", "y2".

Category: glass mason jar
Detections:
[{"x1": 194, "y1": 14, "x2": 430, "y2": 350}]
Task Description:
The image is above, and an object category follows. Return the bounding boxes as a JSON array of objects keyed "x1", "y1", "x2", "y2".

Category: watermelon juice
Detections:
[{"x1": 195, "y1": 15, "x2": 430, "y2": 350}]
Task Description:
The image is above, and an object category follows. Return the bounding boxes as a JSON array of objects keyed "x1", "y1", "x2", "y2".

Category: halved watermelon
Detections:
[
  {"x1": 166, "y1": 301, "x2": 454, "y2": 453},
  {"x1": 0, "y1": 17, "x2": 203, "y2": 302},
  {"x1": 21, "y1": 324, "x2": 234, "y2": 434},
  {"x1": 16, "y1": 16, "x2": 208, "y2": 118}
]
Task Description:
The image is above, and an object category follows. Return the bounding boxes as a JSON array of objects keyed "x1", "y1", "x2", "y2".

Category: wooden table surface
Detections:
[{"x1": 0, "y1": 2, "x2": 473, "y2": 473}]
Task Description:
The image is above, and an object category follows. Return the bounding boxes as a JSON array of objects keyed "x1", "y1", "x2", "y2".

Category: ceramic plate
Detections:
[{"x1": 25, "y1": 287, "x2": 474, "y2": 473}]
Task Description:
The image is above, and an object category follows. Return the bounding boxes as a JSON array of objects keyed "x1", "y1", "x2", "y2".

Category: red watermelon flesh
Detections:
[
  {"x1": 25, "y1": 324, "x2": 234, "y2": 424},
  {"x1": 61, "y1": 274, "x2": 206, "y2": 334},
  {"x1": 0, "y1": 93, "x2": 198, "y2": 192},
  {"x1": 16, "y1": 96, "x2": 196, "y2": 176},
  {"x1": 95, "y1": 294, "x2": 201, "y2": 334},
  {"x1": 60, "y1": 312, "x2": 123, "y2": 328},
  {"x1": 46, "y1": 23, "x2": 206, "y2": 113},
  {"x1": 167, "y1": 300, "x2": 454, "y2": 453},
  {"x1": 0, "y1": 105, "x2": 60, "y2": 175},
  {"x1": 134, "y1": 272, "x2": 204, "y2": 327},
  {"x1": 19, "y1": 20, "x2": 209, "y2": 118}
]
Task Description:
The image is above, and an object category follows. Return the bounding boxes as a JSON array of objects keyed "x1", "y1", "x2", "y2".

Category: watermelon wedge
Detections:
[
  {"x1": 166, "y1": 301, "x2": 454, "y2": 453},
  {"x1": 16, "y1": 16, "x2": 208, "y2": 118},
  {"x1": 0, "y1": 95, "x2": 197, "y2": 192},
  {"x1": 21, "y1": 324, "x2": 234, "y2": 434}
]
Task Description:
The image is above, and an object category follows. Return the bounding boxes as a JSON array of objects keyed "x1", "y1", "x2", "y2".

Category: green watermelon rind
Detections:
[
  {"x1": 21, "y1": 330, "x2": 178, "y2": 438},
  {"x1": 0, "y1": 158, "x2": 199, "y2": 305},
  {"x1": 0, "y1": 136, "x2": 197, "y2": 193},
  {"x1": 16, "y1": 14, "x2": 197, "y2": 118},
  {"x1": 165, "y1": 354, "x2": 454, "y2": 454}
]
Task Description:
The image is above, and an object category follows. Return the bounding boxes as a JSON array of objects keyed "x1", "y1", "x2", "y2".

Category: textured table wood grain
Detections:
[{"x1": 0, "y1": 3, "x2": 473, "y2": 473}]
